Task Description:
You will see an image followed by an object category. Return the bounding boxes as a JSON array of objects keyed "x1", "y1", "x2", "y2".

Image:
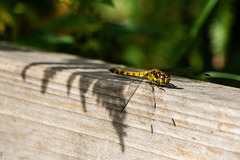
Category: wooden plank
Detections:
[{"x1": 0, "y1": 43, "x2": 240, "y2": 160}]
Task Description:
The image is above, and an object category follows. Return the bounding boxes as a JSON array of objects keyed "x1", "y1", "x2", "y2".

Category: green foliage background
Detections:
[{"x1": 1, "y1": 0, "x2": 240, "y2": 87}]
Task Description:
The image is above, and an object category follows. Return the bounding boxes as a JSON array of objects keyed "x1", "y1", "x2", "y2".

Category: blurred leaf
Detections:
[
  {"x1": 96, "y1": 0, "x2": 114, "y2": 6},
  {"x1": 209, "y1": 1, "x2": 234, "y2": 54},
  {"x1": 100, "y1": 22, "x2": 156, "y2": 38},
  {"x1": 208, "y1": 0, "x2": 235, "y2": 70},
  {"x1": 169, "y1": 0, "x2": 219, "y2": 67},
  {"x1": 189, "y1": 0, "x2": 218, "y2": 40},
  {"x1": 42, "y1": 34, "x2": 74, "y2": 45},
  {"x1": 18, "y1": 32, "x2": 74, "y2": 47},
  {"x1": 46, "y1": 15, "x2": 80, "y2": 31},
  {"x1": 199, "y1": 71, "x2": 240, "y2": 82},
  {"x1": 198, "y1": 71, "x2": 240, "y2": 88},
  {"x1": 121, "y1": 46, "x2": 144, "y2": 67}
]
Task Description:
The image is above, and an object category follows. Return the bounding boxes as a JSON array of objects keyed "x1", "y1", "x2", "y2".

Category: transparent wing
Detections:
[
  {"x1": 121, "y1": 77, "x2": 144, "y2": 112},
  {"x1": 150, "y1": 83, "x2": 176, "y2": 133},
  {"x1": 122, "y1": 77, "x2": 174, "y2": 133},
  {"x1": 123, "y1": 78, "x2": 158, "y2": 133}
]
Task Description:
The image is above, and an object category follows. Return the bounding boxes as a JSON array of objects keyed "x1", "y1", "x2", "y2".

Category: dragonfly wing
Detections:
[
  {"x1": 121, "y1": 78, "x2": 143, "y2": 112},
  {"x1": 123, "y1": 79, "x2": 158, "y2": 134}
]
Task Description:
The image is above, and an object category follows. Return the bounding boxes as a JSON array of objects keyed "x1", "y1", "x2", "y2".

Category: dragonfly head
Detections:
[{"x1": 160, "y1": 73, "x2": 171, "y2": 85}]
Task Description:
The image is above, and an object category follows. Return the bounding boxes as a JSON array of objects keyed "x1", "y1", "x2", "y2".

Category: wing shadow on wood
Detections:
[
  {"x1": 69, "y1": 71, "x2": 127, "y2": 152},
  {"x1": 22, "y1": 61, "x2": 88, "y2": 94},
  {"x1": 21, "y1": 59, "x2": 127, "y2": 152}
]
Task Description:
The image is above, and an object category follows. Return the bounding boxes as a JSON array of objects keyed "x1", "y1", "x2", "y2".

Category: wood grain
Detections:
[{"x1": 0, "y1": 43, "x2": 240, "y2": 160}]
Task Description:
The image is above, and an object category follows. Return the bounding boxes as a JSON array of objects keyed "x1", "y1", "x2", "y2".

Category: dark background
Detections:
[{"x1": 0, "y1": 0, "x2": 240, "y2": 87}]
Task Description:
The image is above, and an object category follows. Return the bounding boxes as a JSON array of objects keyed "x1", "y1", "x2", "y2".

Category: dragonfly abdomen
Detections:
[{"x1": 109, "y1": 68, "x2": 148, "y2": 78}]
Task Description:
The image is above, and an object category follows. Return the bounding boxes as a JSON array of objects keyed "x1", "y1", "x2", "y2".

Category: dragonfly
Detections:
[{"x1": 109, "y1": 68, "x2": 174, "y2": 133}]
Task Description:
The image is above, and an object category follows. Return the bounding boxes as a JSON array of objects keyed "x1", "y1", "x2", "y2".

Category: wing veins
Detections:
[{"x1": 121, "y1": 77, "x2": 144, "y2": 112}]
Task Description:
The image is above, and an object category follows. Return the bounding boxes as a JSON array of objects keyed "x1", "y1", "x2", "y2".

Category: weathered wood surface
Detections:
[{"x1": 0, "y1": 43, "x2": 240, "y2": 160}]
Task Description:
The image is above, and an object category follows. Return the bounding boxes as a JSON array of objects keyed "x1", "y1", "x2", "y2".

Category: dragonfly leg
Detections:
[
  {"x1": 172, "y1": 118, "x2": 176, "y2": 127},
  {"x1": 150, "y1": 84, "x2": 157, "y2": 134},
  {"x1": 150, "y1": 84, "x2": 157, "y2": 109},
  {"x1": 169, "y1": 83, "x2": 177, "y2": 88},
  {"x1": 156, "y1": 83, "x2": 165, "y2": 91}
]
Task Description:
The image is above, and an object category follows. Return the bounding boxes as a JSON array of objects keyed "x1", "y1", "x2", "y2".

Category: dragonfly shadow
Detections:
[
  {"x1": 21, "y1": 59, "x2": 127, "y2": 152},
  {"x1": 163, "y1": 83, "x2": 184, "y2": 90},
  {"x1": 146, "y1": 81, "x2": 184, "y2": 90},
  {"x1": 83, "y1": 73, "x2": 127, "y2": 152},
  {"x1": 67, "y1": 71, "x2": 127, "y2": 152}
]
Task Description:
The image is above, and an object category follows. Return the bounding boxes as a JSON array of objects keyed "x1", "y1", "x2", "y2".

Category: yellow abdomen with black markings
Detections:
[{"x1": 109, "y1": 68, "x2": 148, "y2": 78}]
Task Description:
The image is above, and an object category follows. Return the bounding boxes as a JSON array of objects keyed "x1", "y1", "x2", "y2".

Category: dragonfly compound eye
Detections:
[
  {"x1": 160, "y1": 74, "x2": 165, "y2": 84},
  {"x1": 164, "y1": 73, "x2": 171, "y2": 84}
]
